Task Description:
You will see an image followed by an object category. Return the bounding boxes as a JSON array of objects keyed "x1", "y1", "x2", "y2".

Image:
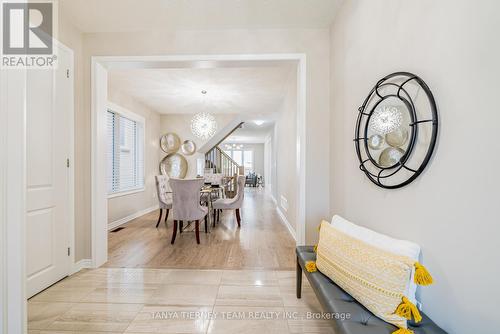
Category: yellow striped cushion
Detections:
[{"x1": 316, "y1": 221, "x2": 414, "y2": 329}]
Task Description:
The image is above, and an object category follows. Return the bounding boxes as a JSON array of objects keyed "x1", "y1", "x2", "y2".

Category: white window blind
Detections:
[{"x1": 107, "y1": 110, "x2": 144, "y2": 195}]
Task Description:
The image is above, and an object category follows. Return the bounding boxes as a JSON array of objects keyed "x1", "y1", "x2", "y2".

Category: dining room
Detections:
[{"x1": 101, "y1": 60, "x2": 300, "y2": 271}]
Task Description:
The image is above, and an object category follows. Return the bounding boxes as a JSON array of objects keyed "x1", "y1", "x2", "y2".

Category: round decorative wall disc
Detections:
[
  {"x1": 159, "y1": 153, "x2": 188, "y2": 179},
  {"x1": 160, "y1": 133, "x2": 181, "y2": 154},
  {"x1": 181, "y1": 140, "x2": 196, "y2": 156}
]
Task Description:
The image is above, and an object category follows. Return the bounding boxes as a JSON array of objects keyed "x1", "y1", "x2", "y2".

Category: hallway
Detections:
[{"x1": 105, "y1": 188, "x2": 296, "y2": 270}]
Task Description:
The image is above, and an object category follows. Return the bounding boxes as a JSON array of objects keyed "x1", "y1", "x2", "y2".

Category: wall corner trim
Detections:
[
  {"x1": 276, "y1": 206, "x2": 297, "y2": 241},
  {"x1": 108, "y1": 205, "x2": 159, "y2": 231}
]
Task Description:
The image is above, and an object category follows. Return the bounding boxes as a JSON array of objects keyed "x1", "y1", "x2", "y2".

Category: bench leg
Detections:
[{"x1": 296, "y1": 257, "x2": 302, "y2": 299}]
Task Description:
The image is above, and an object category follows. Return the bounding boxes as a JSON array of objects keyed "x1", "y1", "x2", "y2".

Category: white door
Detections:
[{"x1": 26, "y1": 44, "x2": 73, "y2": 298}]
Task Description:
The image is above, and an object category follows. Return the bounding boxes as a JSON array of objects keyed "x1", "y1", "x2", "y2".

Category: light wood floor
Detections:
[{"x1": 104, "y1": 188, "x2": 296, "y2": 270}]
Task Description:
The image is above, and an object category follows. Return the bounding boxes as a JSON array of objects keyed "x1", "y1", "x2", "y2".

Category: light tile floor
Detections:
[{"x1": 28, "y1": 268, "x2": 335, "y2": 334}]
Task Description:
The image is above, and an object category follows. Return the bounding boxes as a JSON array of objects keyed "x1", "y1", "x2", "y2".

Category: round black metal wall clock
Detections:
[{"x1": 354, "y1": 72, "x2": 438, "y2": 189}]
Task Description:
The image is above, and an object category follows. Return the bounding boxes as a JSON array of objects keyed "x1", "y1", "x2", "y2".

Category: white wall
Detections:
[
  {"x1": 106, "y1": 90, "x2": 162, "y2": 225},
  {"x1": 159, "y1": 113, "x2": 236, "y2": 178},
  {"x1": 77, "y1": 28, "x2": 330, "y2": 255},
  {"x1": 274, "y1": 72, "x2": 297, "y2": 230},
  {"x1": 329, "y1": 1, "x2": 500, "y2": 333},
  {"x1": 264, "y1": 135, "x2": 273, "y2": 190}
]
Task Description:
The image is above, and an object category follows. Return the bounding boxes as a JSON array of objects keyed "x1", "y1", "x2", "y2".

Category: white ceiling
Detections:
[
  {"x1": 108, "y1": 66, "x2": 294, "y2": 115},
  {"x1": 60, "y1": 0, "x2": 344, "y2": 33},
  {"x1": 225, "y1": 122, "x2": 274, "y2": 143}
]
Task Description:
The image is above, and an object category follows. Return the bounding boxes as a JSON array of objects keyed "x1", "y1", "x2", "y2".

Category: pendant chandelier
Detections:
[{"x1": 191, "y1": 90, "x2": 218, "y2": 140}]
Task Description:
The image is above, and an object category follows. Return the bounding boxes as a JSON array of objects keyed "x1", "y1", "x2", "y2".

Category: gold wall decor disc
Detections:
[
  {"x1": 181, "y1": 140, "x2": 196, "y2": 156},
  {"x1": 159, "y1": 153, "x2": 188, "y2": 179},
  {"x1": 160, "y1": 133, "x2": 181, "y2": 154}
]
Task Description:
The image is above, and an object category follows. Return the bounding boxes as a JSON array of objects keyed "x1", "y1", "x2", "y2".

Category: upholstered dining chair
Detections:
[
  {"x1": 155, "y1": 175, "x2": 172, "y2": 229},
  {"x1": 169, "y1": 178, "x2": 208, "y2": 244},
  {"x1": 212, "y1": 175, "x2": 245, "y2": 227}
]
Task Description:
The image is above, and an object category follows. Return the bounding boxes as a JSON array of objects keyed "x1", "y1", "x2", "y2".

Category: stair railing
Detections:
[{"x1": 205, "y1": 146, "x2": 241, "y2": 197}]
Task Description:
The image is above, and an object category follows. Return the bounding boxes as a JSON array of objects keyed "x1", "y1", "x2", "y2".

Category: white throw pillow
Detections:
[{"x1": 330, "y1": 215, "x2": 420, "y2": 307}]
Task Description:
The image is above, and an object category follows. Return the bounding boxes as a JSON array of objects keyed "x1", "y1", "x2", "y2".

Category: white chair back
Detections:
[
  {"x1": 169, "y1": 178, "x2": 207, "y2": 221},
  {"x1": 155, "y1": 175, "x2": 171, "y2": 206}
]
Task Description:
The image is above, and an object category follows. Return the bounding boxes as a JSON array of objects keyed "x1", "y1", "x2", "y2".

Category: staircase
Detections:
[
  {"x1": 205, "y1": 147, "x2": 242, "y2": 198},
  {"x1": 204, "y1": 122, "x2": 244, "y2": 198}
]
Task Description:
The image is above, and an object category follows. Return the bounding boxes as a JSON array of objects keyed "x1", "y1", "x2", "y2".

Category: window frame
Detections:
[
  {"x1": 107, "y1": 102, "x2": 146, "y2": 198},
  {"x1": 224, "y1": 146, "x2": 255, "y2": 174},
  {"x1": 243, "y1": 150, "x2": 254, "y2": 175}
]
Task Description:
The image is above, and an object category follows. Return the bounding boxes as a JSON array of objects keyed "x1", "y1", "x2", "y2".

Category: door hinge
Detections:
[
  {"x1": 66, "y1": 69, "x2": 70, "y2": 78},
  {"x1": 66, "y1": 158, "x2": 70, "y2": 168},
  {"x1": 67, "y1": 247, "x2": 70, "y2": 256}
]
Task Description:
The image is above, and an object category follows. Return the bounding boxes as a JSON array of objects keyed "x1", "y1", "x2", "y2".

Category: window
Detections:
[
  {"x1": 224, "y1": 147, "x2": 254, "y2": 174},
  {"x1": 107, "y1": 108, "x2": 145, "y2": 195},
  {"x1": 232, "y1": 150, "x2": 243, "y2": 166},
  {"x1": 243, "y1": 150, "x2": 253, "y2": 175}
]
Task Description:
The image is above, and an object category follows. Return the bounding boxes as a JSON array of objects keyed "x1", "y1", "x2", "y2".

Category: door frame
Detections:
[
  {"x1": 61, "y1": 42, "x2": 76, "y2": 275},
  {"x1": 0, "y1": 40, "x2": 75, "y2": 333},
  {"x1": 57, "y1": 41, "x2": 76, "y2": 275},
  {"x1": 91, "y1": 53, "x2": 307, "y2": 267}
]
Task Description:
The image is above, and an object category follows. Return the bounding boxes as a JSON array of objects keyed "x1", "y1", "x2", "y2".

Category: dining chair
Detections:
[
  {"x1": 169, "y1": 178, "x2": 208, "y2": 244},
  {"x1": 155, "y1": 175, "x2": 172, "y2": 229},
  {"x1": 212, "y1": 175, "x2": 246, "y2": 228}
]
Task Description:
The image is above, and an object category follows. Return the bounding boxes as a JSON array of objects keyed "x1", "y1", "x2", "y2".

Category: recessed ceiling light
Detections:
[
  {"x1": 201, "y1": 90, "x2": 207, "y2": 95},
  {"x1": 254, "y1": 120, "x2": 265, "y2": 126}
]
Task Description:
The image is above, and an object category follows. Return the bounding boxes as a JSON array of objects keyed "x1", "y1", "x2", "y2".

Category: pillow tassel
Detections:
[
  {"x1": 305, "y1": 261, "x2": 317, "y2": 272},
  {"x1": 392, "y1": 328, "x2": 414, "y2": 334},
  {"x1": 395, "y1": 297, "x2": 422, "y2": 323},
  {"x1": 414, "y1": 262, "x2": 433, "y2": 286},
  {"x1": 313, "y1": 244, "x2": 318, "y2": 253}
]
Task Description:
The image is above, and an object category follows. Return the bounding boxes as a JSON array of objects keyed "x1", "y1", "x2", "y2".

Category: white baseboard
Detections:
[
  {"x1": 71, "y1": 259, "x2": 92, "y2": 274},
  {"x1": 276, "y1": 206, "x2": 296, "y2": 241},
  {"x1": 108, "y1": 205, "x2": 159, "y2": 231}
]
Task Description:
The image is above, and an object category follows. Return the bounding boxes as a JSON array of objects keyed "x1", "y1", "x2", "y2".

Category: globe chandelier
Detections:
[{"x1": 191, "y1": 90, "x2": 218, "y2": 140}]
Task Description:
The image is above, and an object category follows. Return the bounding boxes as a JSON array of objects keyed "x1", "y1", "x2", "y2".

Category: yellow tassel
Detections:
[
  {"x1": 395, "y1": 297, "x2": 422, "y2": 323},
  {"x1": 305, "y1": 261, "x2": 317, "y2": 273},
  {"x1": 392, "y1": 328, "x2": 414, "y2": 334},
  {"x1": 313, "y1": 244, "x2": 318, "y2": 253},
  {"x1": 414, "y1": 262, "x2": 434, "y2": 286},
  {"x1": 317, "y1": 223, "x2": 321, "y2": 232}
]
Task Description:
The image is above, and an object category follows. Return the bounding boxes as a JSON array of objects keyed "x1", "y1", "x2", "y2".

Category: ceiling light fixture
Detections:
[
  {"x1": 191, "y1": 90, "x2": 218, "y2": 140},
  {"x1": 254, "y1": 120, "x2": 265, "y2": 126},
  {"x1": 191, "y1": 112, "x2": 217, "y2": 140}
]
